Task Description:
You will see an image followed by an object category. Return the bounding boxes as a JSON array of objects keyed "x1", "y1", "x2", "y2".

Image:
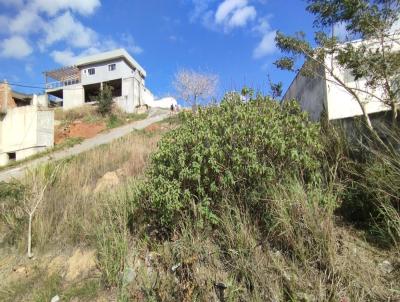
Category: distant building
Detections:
[
  {"x1": 0, "y1": 81, "x2": 54, "y2": 167},
  {"x1": 282, "y1": 36, "x2": 399, "y2": 122},
  {"x1": 44, "y1": 49, "x2": 148, "y2": 112}
]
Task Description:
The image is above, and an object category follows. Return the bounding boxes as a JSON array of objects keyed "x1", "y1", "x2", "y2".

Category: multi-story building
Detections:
[{"x1": 45, "y1": 49, "x2": 148, "y2": 112}]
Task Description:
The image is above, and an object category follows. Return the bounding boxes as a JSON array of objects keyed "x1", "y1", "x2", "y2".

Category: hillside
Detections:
[{"x1": 0, "y1": 95, "x2": 399, "y2": 302}]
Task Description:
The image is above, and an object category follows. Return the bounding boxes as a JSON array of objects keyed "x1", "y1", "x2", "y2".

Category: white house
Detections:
[
  {"x1": 283, "y1": 36, "x2": 399, "y2": 122},
  {"x1": 0, "y1": 81, "x2": 54, "y2": 167},
  {"x1": 45, "y1": 49, "x2": 149, "y2": 113}
]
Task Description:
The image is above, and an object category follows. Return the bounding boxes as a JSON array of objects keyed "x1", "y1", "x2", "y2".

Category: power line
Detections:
[{"x1": 7, "y1": 82, "x2": 46, "y2": 89}]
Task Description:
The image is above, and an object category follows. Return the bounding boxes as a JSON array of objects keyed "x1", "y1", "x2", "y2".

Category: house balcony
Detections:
[
  {"x1": 45, "y1": 79, "x2": 81, "y2": 90},
  {"x1": 44, "y1": 65, "x2": 81, "y2": 92}
]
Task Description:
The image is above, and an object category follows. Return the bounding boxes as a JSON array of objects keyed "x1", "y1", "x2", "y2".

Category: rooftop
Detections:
[{"x1": 75, "y1": 48, "x2": 146, "y2": 77}]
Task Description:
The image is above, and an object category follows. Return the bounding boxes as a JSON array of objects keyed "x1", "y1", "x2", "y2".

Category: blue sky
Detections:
[{"x1": 0, "y1": 0, "x2": 316, "y2": 99}]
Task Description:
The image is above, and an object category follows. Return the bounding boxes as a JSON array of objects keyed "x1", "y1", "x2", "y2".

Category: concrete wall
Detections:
[
  {"x1": 32, "y1": 94, "x2": 48, "y2": 107},
  {"x1": 324, "y1": 56, "x2": 391, "y2": 120},
  {"x1": 0, "y1": 106, "x2": 54, "y2": 166},
  {"x1": 283, "y1": 67, "x2": 327, "y2": 121},
  {"x1": 283, "y1": 36, "x2": 400, "y2": 121},
  {"x1": 63, "y1": 85, "x2": 85, "y2": 110},
  {"x1": 116, "y1": 77, "x2": 145, "y2": 113}
]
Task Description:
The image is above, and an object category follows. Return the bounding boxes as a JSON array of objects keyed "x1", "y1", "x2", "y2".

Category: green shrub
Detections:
[
  {"x1": 97, "y1": 84, "x2": 113, "y2": 116},
  {"x1": 138, "y1": 93, "x2": 323, "y2": 232},
  {"x1": 107, "y1": 114, "x2": 123, "y2": 129}
]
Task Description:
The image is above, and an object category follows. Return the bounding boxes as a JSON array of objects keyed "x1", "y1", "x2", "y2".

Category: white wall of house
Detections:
[
  {"x1": 324, "y1": 57, "x2": 390, "y2": 120},
  {"x1": 0, "y1": 106, "x2": 54, "y2": 166},
  {"x1": 81, "y1": 59, "x2": 131, "y2": 85},
  {"x1": 283, "y1": 36, "x2": 399, "y2": 121},
  {"x1": 283, "y1": 67, "x2": 327, "y2": 121},
  {"x1": 63, "y1": 85, "x2": 85, "y2": 110},
  {"x1": 59, "y1": 59, "x2": 146, "y2": 113}
]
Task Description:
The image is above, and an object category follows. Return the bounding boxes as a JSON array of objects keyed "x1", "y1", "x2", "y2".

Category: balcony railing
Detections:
[{"x1": 46, "y1": 79, "x2": 81, "y2": 90}]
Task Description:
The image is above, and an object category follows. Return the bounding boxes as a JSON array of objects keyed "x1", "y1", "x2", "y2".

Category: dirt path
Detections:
[{"x1": 0, "y1": 111, "x2": 169, "y2": 183}]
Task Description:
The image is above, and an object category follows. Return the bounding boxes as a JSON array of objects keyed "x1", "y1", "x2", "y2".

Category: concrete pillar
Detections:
[{"x1": 0, "y1": 153, "x2": 9, "y2": 167}]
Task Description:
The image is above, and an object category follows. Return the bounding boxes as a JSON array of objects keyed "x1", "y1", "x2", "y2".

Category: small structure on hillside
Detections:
[
  {"x1": 44, "y1": 49, "x2": 149, "y2": 113},
  {"x1": 0, "y1": 81, "x2": 54, "y2": 166}
]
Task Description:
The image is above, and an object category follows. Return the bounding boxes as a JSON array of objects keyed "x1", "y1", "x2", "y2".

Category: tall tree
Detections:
[
  {"x1": 275, "y1": 0, "x2": 400, "y2": 129},
  {"x1": 174, "y1": 69, "x2": 219, "y2": 112}
]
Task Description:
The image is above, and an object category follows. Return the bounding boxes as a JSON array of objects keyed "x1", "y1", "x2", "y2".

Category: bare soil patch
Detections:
[{"x1": 55, "y1": 121, "x2": 106, "y2": 145}]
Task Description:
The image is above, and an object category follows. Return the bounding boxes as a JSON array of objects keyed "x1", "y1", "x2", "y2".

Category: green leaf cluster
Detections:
[{"x1": 139, "y1": 93, "x2": 323, "y2": 232}]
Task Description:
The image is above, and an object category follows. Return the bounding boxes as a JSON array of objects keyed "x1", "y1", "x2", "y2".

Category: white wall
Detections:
[
  {"x1": 0, "y1": 106, "x2": 54, "y2": 166},
  {"x1": 146, "y1": 97, "x2": 177, "y2": 109},
  {"x1": 324, "y1": 56, "x2": 391, "y2": 120},
  {"x1": 63, "y1": 85, "x2": 85, "y2": 110},
  {"x1": 283, "y1": 67, "x2": 327, "y2": 121},
  {"x1": 80, "y1": 59, "x2": 143, "y2": 86},
  {"x1": 284, "y1": 36, "x2": 399, "y2": 121},
  {"x1": 32, "y1": 94, "x2": 48, "y2": 107}
]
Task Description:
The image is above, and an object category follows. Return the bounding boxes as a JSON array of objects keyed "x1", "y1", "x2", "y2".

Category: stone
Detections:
[
  {"x1": 51, "y1": 295, "x2": 60, "y2": 302},
  {"x1": 123, "y1": 267, "x2": 136, "y2": 284},
  {"x1": 171, "y1": 263, "x2": 181, "y2": 272},
  {"x1": 378, "y1": 260, "x2": 394, "y2": 274},
  {"x1": 94, "y1": 171, "x2": 120, "y2": 193}
]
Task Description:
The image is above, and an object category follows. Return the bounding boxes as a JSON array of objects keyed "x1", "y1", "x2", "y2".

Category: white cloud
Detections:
[
  {"x1": 0, "y1": 36, "x2": 33, "y2": 59},
  {"x1": 50, "y1": 33, "x2": 143, "y2": 66},
  {"x1": 215, "y1": 0, "x2": 247, "y2": 24},
  {"x1": 189, "y1": 0, "x2": 216, "y2": 22},
  {"x1": 253, "y1": 30, "x2": 276, "y2": 59},
  {"x1": 32, "y1": 0, "x2": 101, "y2": 16},
  {"x1": 120, "y1": 33, "x2": 143, "y2": 55},
  {"x1": 215, "y1": 0, "x2": 256, "y2": 30},
  {"x1": 9, "y1": 10, "x2": 44, "y2": 34},
  {"x1": 0, "y1": 0, "x2": 143, "y2": 65},
  {"x1": 42, "y1": 11, "x2": 98, "y2": 48},
  {"x1": 228, "y1": 6, "x2": 256, "y2": 28},
  {"x1": 50, "y1": 49, "x2": 77, "y2": 65}
]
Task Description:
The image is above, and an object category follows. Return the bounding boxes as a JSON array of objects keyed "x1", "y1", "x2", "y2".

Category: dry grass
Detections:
[
  {"x1": 1, "y1": 129, "x2": 163, "y2": 253},
  {"x1": 121, "y1": 184, "x2": 399, "y2": 301}
]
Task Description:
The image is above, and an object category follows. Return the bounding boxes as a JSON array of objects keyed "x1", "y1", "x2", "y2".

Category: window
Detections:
[
  {"x1": 108, "y1": 64, "x2": 116, "y2": 71},
  {"x1": 88, "y1": 68, "x2": 95, "y2": 75},
  {"x1": 7, "y1": 152, "x2": 16, "y2": 161}
]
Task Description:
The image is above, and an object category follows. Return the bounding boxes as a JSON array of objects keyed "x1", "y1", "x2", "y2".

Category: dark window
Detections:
[
  {"x1": 108, "y1": 64, "x2": 116, "y2": 71},
  {"x1": 7, "y1": 152, "x2": 16, "y2": 161},
  {"x1": 88, "y1": 68, "x2": 95, "y2": 75}
]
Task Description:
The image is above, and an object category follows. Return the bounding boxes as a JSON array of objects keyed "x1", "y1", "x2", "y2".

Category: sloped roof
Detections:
[{"x1": 74, "y1": 49, "x2": 146, "y2": 77}]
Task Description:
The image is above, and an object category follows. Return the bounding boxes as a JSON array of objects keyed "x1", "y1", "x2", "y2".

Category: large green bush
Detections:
[{"x1": 138, "y1": 93, "x2": 323, "y2": 231}]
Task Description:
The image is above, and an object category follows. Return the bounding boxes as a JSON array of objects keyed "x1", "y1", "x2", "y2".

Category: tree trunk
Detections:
[
  {"x1": 28, "y1": 213, "x2": 33, "y2": 258},
  {"x1": 192, "y1": 95, "x2": 198, "y2": 113},
  {"x1": 360, "y1": 103, "x2": 373, "y2": 130}
]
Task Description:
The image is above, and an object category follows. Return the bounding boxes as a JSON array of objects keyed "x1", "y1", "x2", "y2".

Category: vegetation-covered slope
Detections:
[{"x1": 0, "y1": 94, "x2": 399, "y2": 301}]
